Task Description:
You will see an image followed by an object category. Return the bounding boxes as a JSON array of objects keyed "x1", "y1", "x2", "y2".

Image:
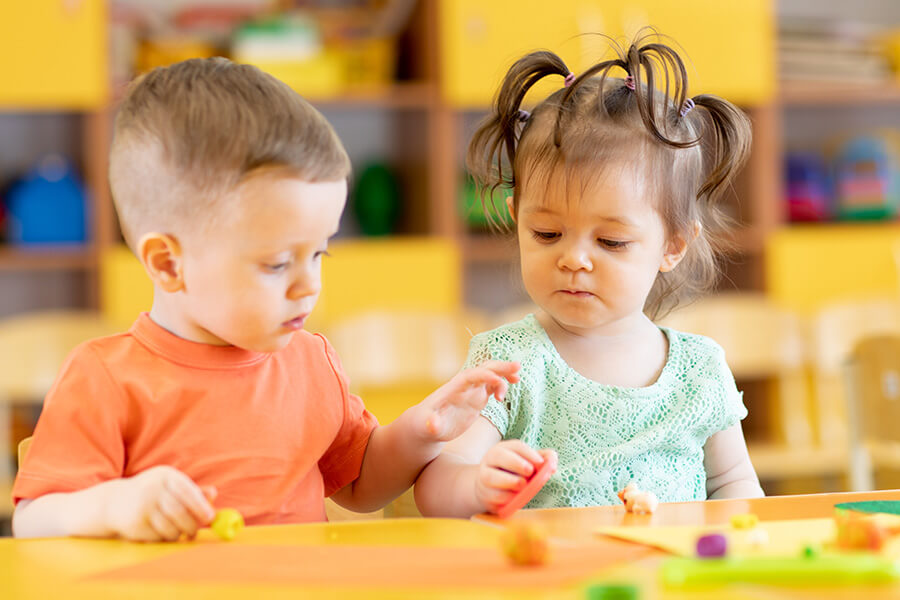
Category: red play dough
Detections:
[{"x1": 496, "y1": 453, "x2": 558, "y2": 519}]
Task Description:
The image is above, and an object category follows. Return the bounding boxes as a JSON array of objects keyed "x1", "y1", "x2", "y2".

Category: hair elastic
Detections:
[
  {"x1": 517, "y1": 109, "x2": 531, "y2": 122},
  {"x1": 624, "y1": 75, "x2": 635, "y2": 91},
  {"x1": 563, "y1": 72, "x2": 576, "y2": 87},
  {"x1": 680, "y1": 97, "x2": 695, "y2": 118}
]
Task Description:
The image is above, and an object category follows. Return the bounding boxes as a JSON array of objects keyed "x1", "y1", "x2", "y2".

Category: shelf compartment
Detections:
[{"x1": 780, "y1": 81, "x2": 900, "y2": 106}]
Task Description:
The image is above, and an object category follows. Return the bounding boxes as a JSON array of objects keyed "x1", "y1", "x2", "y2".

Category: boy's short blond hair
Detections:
[{"x1": 109, "y1": 57, "x2": 351, "y2": 248}]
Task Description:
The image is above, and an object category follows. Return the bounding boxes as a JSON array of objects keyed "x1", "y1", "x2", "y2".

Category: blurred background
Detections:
[{"x1": 1, "y1": 0, "x2": 900, "y2": 530}]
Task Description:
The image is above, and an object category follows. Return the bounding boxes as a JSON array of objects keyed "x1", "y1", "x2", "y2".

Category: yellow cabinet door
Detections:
[
  {"x1": 0, "y1": 0, "x2": 108, "y2": 109},
  {"x1": 766, "y1": 224, "x2": 900, "y2": 316},
  {"x1": 440, "y1": 0, "x2": 774, "y2": 108}
]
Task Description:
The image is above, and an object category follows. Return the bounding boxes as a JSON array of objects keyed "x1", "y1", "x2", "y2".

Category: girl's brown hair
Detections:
[{"x1": 467, "y1": 34, "x2": 752, "y2": 319}]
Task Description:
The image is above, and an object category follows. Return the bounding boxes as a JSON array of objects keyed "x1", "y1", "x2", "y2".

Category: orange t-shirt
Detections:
[{"x1": 13, "y1": 313, "x2": 378, "y2": 525}]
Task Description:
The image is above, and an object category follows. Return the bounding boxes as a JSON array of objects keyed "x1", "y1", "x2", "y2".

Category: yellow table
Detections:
[
  {"x1": 0, "y1": 517, "x2": 643, "y2": 599},
  {"x1": 3, "y1": 491, "x2": 900, "y2": 599}
]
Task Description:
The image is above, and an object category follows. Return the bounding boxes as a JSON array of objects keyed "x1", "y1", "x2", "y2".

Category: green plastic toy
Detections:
[
  {"x1": 661, "y1": 555, "x2": 900, "y2": 587},
  {"x1": 835, "y1": 500, "x2": 900, "y2": 516}
]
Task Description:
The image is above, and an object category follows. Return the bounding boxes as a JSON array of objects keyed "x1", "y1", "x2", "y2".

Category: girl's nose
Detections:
[{"x1": 558, "y1": 240, "x2": 593, "y2": 272}]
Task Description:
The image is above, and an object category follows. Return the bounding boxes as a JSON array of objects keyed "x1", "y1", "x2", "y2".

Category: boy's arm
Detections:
[
  {"x1": 13, "y1": 466, "x2": 216, "y2": 541},
  {"x1": 704, "y1": 424, "x2": 765, "y2": 499},
  {"x1": 329, "y1": 361, "x2": 518, "y2": 513}
]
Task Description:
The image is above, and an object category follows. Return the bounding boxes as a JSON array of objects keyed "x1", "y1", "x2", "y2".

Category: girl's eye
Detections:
[
  {"x1": 531, "y1": 230, "x2": 560, "y2": 242},
  {"x1": 314, "y1": 249, "x2": 331, "y2": 260},
  {"x1": 263, "y1": 262, "x2": 290, "y2": 273},
  {"x1": 599, "y1": 239, "x2": 629, "y2": 250}
]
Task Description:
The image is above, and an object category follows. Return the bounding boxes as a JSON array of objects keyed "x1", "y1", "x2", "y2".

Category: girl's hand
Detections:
[
  {"x1": 416, "y1": 360, "x2": 520, "y2": 442},
  {"x1": 105, "y1": 465, "x2": 217, "y2": 542},
  {"x1": 476, "y1": 441, "x2": 556, "y2": 514}
]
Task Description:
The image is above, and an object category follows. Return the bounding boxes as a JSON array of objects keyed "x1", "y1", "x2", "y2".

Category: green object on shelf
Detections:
[
  {"x1": 834, "y1": 500, "x2": 900, "y2": 515},
  {"x1": 459, "y1": 176, "x2": 513, "y2": 229},
  {"x1": 661, "y1": 555, "x2": 900, "y2": 587},
  {"x1": 353, "y1": 163, "x2": 400, "y2": 236}
]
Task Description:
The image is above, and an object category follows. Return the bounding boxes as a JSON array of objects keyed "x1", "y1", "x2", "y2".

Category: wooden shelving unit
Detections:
[
  {"x1": 5, "y1": 1, "x2": 898, "y2": 312},
  {"x1": 780, "y1": 81, "x2": 900, "y2": 106},
  {"x1": 312, "y1": 82, "x2": 434, "y2": 110},
  {"x1": 0, "y1": 246, "x2": 95, "y2": 271}
]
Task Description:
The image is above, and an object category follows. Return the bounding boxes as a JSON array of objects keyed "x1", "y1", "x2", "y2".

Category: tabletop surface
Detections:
[
  {"x1": 3, "y1": 490, "x2": 900, "y2": 599},
  {"x1": 474, "y1": 488, "x2": 900, "y2": 543}
]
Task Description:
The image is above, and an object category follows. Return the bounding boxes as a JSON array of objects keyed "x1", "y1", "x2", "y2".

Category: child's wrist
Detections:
[{"x1": 93, "y1": 478, "x2": 125, "y2": 537}]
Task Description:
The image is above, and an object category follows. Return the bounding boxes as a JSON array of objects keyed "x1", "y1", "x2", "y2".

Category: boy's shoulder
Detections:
[
  {"x1": 71, "y1": 327, "x2": 332, "y2": 370},
  {"x1": 70, "y1": 329, "x2": 144, "y2": 362}
]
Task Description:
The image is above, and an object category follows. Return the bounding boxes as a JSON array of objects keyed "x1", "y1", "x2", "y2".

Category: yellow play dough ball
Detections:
[{"x1": 211, "y1": 508, "x2": 244, "y2": 541}]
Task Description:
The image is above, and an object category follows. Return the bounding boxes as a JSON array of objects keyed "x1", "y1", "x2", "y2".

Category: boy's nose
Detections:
[{"x1": 286, "y1": 276, "x2": 320, "y2": 300}]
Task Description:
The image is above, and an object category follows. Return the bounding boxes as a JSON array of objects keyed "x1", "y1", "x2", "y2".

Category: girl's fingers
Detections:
[
  {"x1": 158, "y1": 489, "x2": 199, "y2": 539},
  {"x1": 537, "y1": 448, "x2": 558, "y2": 465},
  {"x1": 500, "y1": 440, "x2": 545, "y2": 466},
  {"x1": 147, "y1": 509, "x2": 181, "y2": 542},
  {"x1": 486, "y1": 448, "x2": 535, "y2": 478},
  {"x1": 483, "y1": 466, "x2": 527, "y2": 491},
  {"x1": 485, "y1": 490, "x2": 516, "y2": 511}
]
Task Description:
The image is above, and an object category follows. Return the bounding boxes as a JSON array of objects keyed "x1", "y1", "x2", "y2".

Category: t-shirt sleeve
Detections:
[
  {"x1": 463, "y1": 331, "x2": 516, "y2": 438},
  {"x1": 12, "y1": 343, "x2": 127, "y2": 504},
  {"x1": 696, "y1": 340, "x2": 748, "y2": 440},
  {"x1": 317, "y1": 337, "x2": 379, "y2": 497}
]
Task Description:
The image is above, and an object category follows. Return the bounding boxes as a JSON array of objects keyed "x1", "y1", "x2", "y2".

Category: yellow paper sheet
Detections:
[{"x1": 596, "y1": 519, "x2": 835, "y2": 558}]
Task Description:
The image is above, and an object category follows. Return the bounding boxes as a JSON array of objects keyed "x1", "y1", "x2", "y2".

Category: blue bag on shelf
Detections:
[
  {"x1": 833, "y1": 133, "x2": 900, "y2": 221},
  {"x1": 5, "y1": 155, "x2": 88, "y2": 245}
]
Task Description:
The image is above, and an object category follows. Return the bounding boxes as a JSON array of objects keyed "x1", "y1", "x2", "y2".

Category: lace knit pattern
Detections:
[{"x1": 464, "y1": 314, "x2": 747, "y2": 508}]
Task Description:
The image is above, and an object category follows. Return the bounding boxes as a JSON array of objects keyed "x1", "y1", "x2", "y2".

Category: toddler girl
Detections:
[{"x1": 415, "y1": 36, "x2": 764, "y2": 517}]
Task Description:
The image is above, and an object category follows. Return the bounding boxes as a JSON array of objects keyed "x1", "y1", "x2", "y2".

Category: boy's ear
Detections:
[
  {"x1": 659, "y1": 221, "x2": 701, "y2": 273},
  {"x1": 138, "y1": 232, "x2": 185, "y2": 292},
  {"x1": 506, "y1": 196, "x2": 516, "y2": 223}
]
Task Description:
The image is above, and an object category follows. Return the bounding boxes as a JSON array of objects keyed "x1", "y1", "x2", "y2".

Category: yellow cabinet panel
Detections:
[
  {"x1": 440, "y1": 0, "x2": 774, "y2": 108},
  {"x1": 0, "y1": 0, "x2": 108, "y2": 109},
  {"x1": 766, "y1": 224, "x2": 900, "y2": 315},
  {"x1": 314, "y1": 237, "x2": 462, "y2": 327}
]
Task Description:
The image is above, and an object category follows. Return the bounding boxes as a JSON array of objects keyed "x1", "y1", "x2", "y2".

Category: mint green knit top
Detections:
[{"x1": 464, "y1": 314, "x2": 747, "y2": 508}]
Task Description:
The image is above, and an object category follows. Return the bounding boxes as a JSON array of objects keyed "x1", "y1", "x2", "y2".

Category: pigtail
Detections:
[
  {"x1": 467, "y1": 51, "x2": 570, "y2": 230},
  {"x1": 691, "y1": 95, "x2": 752, "y2": 203},
  {"x1": 626, "y1": 40, "x2": 696, "y2": 149}
]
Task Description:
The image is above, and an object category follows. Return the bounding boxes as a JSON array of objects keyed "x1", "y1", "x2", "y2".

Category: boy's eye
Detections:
[
  {"x1": 263, "y1": 262, "x2": 290, "y2": 272},
  {"x1": 599, "y1": 239, "x2": 629, "y2": 250},
  {"x1": 531, "y1": 230, "x2": 559, "y2": 242}
]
